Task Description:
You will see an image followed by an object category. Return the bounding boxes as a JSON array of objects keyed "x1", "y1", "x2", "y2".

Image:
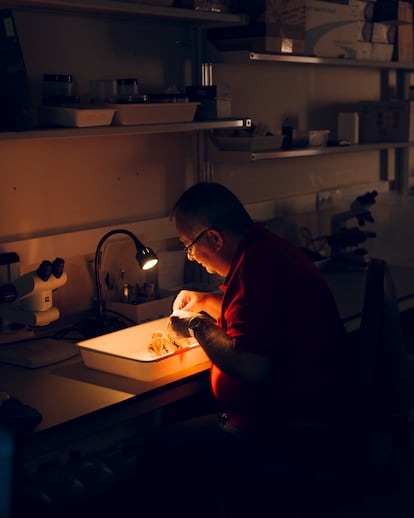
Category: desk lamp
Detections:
[{"x1": 94, "y1": 229, "x2": 158, "y2": 324}]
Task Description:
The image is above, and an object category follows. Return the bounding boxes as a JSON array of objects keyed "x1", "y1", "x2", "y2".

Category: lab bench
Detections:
[
  {"x1": 1, "y1": 262, "x2": 414, "y2": 515},
  {"x1": 2, "y1": 262, "x2": 414, "y2": 456}
]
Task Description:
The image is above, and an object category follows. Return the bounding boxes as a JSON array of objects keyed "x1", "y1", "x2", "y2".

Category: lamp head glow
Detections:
[{"x1": 137, "y1": 247, "x2": 159, "y2": 271}]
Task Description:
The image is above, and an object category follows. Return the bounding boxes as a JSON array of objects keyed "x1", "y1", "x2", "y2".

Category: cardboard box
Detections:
[
  {"x1": 208, "y1": 0, "x2": 401, "y2": 59},
  {"x1": 369, "y1": 42, "x2": 395, "y2": 60},
  {"x1": 373, "y1": 0, "x2": 413, "y2": 23},
  {"x1": 107, "y1": 292, "x2": 176, "y2": 324},
  {"x1": 356, "y1": 40, "x2": 373, "y2": 60},
  {"x1": 355, "y1": 0, "x2": 375, "y2": 22},
  {"x1": 358, "y1": 101, "x2": 414, "y2": 142},
  {"x1": 396, "y1": 23, "x2": 414, "y2": 62},
  {"x1": 304, "y1": 0, "x2": 368, "y2": 57},
  {"x1": 236, "y1": 0, "x2": 284, "y2": 23},
  {"x1": 236, "y1": 0, "x2": 375, "y2": 58},
  {"x1": 372, "y1": 22, "x2": 397, "y2": 43},
  {"x1": 358, "y1": 21, "x2": 373, "y2": 41},
  {"x1": 207, "y1": 22, "x2": 306, "y2": 54}
]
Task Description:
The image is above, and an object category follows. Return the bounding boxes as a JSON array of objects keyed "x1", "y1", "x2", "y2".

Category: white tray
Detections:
[
  {"x1": 108, "y1": 102, "x2": 199, "y2": 126},
  {"x1": 39, "y1": 106, "x2": 116, "y2": 128},
  {"x1": 77, "y1": 317, "x2": 209, "y2": 381}
]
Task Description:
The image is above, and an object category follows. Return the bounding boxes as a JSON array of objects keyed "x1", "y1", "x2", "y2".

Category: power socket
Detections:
[{"x1": 316, "y1": 189, "x2": 341, "y2": 211}]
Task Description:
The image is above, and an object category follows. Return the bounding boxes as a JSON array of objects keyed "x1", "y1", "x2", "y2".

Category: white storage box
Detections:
[
  {"x1": 107, "y1": 293, "x2": 175, "y2": 324},
  {"x1": 77, "y1": 317, "x2": 209, "y2": 381},
  {"x1": 39, "y1": 106, "x2": 115, "y2": 127},
  {"x1": 108, "y1": 102, "x2": 199, "y2": 126}
]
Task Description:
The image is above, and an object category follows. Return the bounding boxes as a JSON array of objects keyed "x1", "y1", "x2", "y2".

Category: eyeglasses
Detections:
[{"x1": 183, "y1": 228, "x2": 211, "y2": 257}]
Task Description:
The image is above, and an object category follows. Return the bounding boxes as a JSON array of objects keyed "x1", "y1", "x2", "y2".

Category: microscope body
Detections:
[
  {"x1": 0, "y1": 258, "x2": 67, "y2": 329},
  {"x1": 328, "y1": 191, "x2": 378, "y2": 265}
]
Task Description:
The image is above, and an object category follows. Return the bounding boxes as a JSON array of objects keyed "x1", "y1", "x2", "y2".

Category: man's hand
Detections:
[
  {"x1": 168, "y1": 309, "x2": 198, "y2": 338},
  {"x1": 172, "y1": 290, "x2": 208, "y2": 312}
]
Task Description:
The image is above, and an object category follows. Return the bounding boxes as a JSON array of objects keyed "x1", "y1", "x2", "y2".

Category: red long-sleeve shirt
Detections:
[{"x1": 211, "y1": 223, "x2": 354, "y2": 432}]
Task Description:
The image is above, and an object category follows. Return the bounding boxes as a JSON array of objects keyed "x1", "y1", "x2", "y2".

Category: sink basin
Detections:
[{"x1": 76, "y1": 317, "x2": 209, "y2": 381}]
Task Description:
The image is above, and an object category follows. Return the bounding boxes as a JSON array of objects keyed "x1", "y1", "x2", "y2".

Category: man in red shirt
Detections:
[{"x1": 136, "y1": 182, "x2": 360, "y2": 517}]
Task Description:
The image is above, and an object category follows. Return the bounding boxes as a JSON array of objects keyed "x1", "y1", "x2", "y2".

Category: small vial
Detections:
[
  {"x1": 282, "y1": 119, "x2": 293, "y2": 149},
  {"x1": 42, "y1": 74, "x2": 75, "y2": 105},
  {"x1": 117, "y1": 78, "x2": 139, "y2": 101}
]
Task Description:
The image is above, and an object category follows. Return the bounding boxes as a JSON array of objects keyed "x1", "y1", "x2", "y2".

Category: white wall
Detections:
[{"x1": 0, "y1": 7, "x2": 411, "y2": 316}]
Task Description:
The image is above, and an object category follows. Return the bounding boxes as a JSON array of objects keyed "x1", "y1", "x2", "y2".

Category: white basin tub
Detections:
[{"x1": 76, "y1": 317, "x2": 209, "y2": 381}]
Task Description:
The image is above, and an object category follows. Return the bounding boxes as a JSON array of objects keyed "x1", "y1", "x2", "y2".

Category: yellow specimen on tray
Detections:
[{"x1": 148, "y1": 331, "x2": 194, "y2": 357}]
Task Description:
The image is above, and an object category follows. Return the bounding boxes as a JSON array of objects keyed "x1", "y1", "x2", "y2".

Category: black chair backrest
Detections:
[{"x1": 356, "y1": 257, "x2": 413, "y2": 487}]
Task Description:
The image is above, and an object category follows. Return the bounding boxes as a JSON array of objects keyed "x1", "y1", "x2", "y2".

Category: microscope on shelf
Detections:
[
  {"x1": 0, "y1": 257, "x2": 67, "y2": 336},
  {"x1": 327, "y1": 190, "x2": 378, "y2": 266}
]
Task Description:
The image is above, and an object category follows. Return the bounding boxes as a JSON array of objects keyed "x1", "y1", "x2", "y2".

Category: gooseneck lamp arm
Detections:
[{"x1": 94, "y1": 228, "x2": 159, "y2": 322}]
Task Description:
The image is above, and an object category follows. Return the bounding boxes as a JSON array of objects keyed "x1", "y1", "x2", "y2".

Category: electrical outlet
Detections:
[{"x1": 316, "y1": 189, "x2": 341, "y2": 211}]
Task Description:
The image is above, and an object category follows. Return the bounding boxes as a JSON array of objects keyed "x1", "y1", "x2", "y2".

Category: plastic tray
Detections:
[
  {"x1": 108, "y1": 102, "x2": 199, "y2": 126},
  {"x1": 39, "y1": 106, "x2": 115, "y2": 128},
  {"x1": 77, "y1": 317, "x2": 209, "y2": 381}
]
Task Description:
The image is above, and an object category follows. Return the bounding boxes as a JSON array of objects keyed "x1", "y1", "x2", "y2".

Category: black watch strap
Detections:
[{"x1": 188, "y1": 316, "x2": 202, "y2": 337}]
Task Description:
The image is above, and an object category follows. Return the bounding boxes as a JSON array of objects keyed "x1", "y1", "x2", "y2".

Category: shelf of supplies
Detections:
[
  {"x1": 0, "y1": 118, "x2": 252, "y2": 142},
  {"x1": 0, "y1": 0, "x2": 248, "y2": 25},
  {"x1": 218, "y1": 51, "x2": 414, "y2": 71},
  {"x1": 208, "y1": 140, "x2": 413, "y2": 163}
]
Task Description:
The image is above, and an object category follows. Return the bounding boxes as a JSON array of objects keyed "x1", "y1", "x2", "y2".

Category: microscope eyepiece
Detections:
[
  {"x1": 37, "y1": 260, "x2": 52, "y2": 281},
  {"x1": 52, "y1": 258, "x2": 65, "y2": 278}
]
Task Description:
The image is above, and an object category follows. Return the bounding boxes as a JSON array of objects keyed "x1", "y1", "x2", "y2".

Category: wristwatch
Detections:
[{"x1": 188, "y1": 316, "x2": 202, "y2": 338}]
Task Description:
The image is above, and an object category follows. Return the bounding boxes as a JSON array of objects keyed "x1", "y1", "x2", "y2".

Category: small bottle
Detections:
[
  {"x1": 42, "y1": 73, "x2": 79, "y2": 106},
  {"x1": 282, "y1": 118, "x2": 293, "y2": 149},
  {"x1": 116, "y1": 270, "x2": 128, "y2": 303}
]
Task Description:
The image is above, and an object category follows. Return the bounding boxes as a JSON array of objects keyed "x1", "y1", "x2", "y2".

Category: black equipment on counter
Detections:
[{"x1": 0, "y1": 9, "x2": 36, "y2": 131}]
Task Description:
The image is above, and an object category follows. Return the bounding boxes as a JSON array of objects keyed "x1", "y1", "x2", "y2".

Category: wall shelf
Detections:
[
  {"x1": 209, "y1": 140, "x2": 413, "y2": 163},
  {"x1": 219, "y1": 51, "x2": 414, "y2": 71},
  {"x1": 0, "y1": 118, "x2": 251, "y2": 141},
  {"x1": 0, "y1": 0, "x2": 248, "y2": 25},
  {"x1": 211, "y1": 50, "x2": 414, "y2": 194}
]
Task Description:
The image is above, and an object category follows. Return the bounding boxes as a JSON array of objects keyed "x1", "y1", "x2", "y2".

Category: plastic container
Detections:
[
  {"x1": 77, "y1": 317, "x2": 210, "y2": 381},
  {"x1": 108, "y1": 102, "x2": 199, "y2": 125},
  {"x1": 39, "y1": 106, "x2": 116, "y2": 128},
  {"x1": 338, "y1": 112, "x2": 359, "y2": 144},
  {"x1": 90, "y1": 78, "x2": 141, "y2": 104},
  {"x1": 309, "y1": 129, "x2": 330, "y2": 147},
  {"x1": 42, "y1": 73, "x2": 75, "y2": 105}
]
